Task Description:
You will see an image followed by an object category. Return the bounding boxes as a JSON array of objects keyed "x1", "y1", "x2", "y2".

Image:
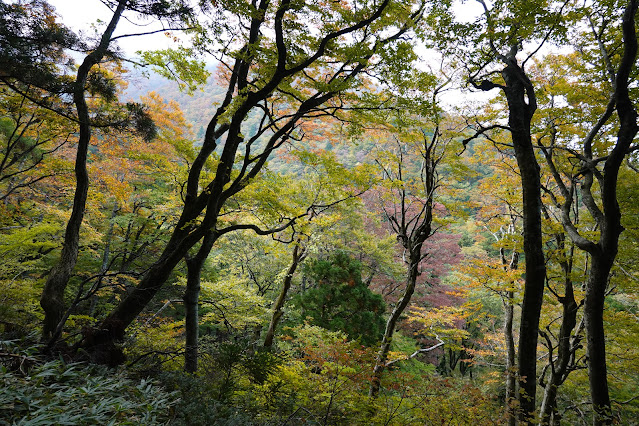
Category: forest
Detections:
[{"x1": 1, "y1": 0, "x2": 638, "y2": 424}]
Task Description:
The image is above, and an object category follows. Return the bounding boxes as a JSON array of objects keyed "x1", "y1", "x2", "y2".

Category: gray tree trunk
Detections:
[
  {"x1": 501, "y1": 57, "x2": 545, "y2": 423},
  {"x1": 40, "y1": 1, "x2": 127, "y2": 342},
  {"x1": 263, "y1": 243, "x2": 306, "y2": 349},
  {"x1": 501, "y1": 248, "x2": 518, "y2": 426},
  {"x1": 184, "y1": 232, "x2": 217, "y2": 373},
  {"x1": 369, "y1": 247, "x2": 422, "y2": 397}
]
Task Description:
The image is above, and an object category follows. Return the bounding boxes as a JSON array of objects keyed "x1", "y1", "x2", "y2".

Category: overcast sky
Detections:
[
  {"x1": 45, "y1": 0, "x2": 487, "y2": 107},
  {"x1": 48, "y1": 0, "x2": 179, "y2": 55},
  {"x1": 47, "y1": 0, "x2": 483, "y2": 55}
]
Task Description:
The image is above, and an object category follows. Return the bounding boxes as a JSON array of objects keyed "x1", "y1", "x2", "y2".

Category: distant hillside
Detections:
[
  {"x1": 121, "y1": 67, "x2": 358, "y2": 174},
  {"x1": 121, "y1": 67, "x2": 299, "y2": 173},
  {"x1": 123, "y1": 66, "x2": 225, "y2": 139}
]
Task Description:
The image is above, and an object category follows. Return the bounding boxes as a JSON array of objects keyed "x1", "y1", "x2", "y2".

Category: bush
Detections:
[
  {"x1": 0, "y1": 357, "x2": 178, "y2": 425},
  {"x1": 158, "y1": 371, "x2": 258, "y2": 425}
]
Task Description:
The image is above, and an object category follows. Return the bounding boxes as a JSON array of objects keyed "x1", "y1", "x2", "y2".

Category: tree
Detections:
[
  {"x1": 82, "y1": 0, "x2": 427, "y2": 365},
  {"x1": 0, "y1": 0, "x2": 192, "y2": 343},
  {"x1": 35, "y1": 90, "x2": 190, "y2": 349},
  {"x1": 537, "y1": 1, "x2": 639, "y2": 422},
  {"x1": 295, "y1": 252, "x2": 386, "y2": 346},
  {"x1": 469, "y1": 42, "x2": 546, "y2": 425},
  {"x1": 368, "y1": 117, "x2": 449, "y2": 396},
  {"x1": 438, "y1": 0, "x2": 573, "y2": 418},
  {"x1": 39, "y1": 3, "x2": 131, "y2": 342}
]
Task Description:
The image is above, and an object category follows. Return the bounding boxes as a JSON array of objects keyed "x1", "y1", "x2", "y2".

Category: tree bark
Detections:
[
  {"x1": 499, "y1": 56, "x2": 545, "y2": 423},
  {"x1": 40, "y1": 1, "x2": 127, "y2": 342},
  {"x1": 501, "y1": 248, "x2": 518, "y2": 426},
  {"x1": 369, "y1": 247, "x2": 422, "y2": 397},
  {"x1": 585, "y1": 254, "x2": 614, "y2": 425},
  {"x1": 539, "y1": 274, "x2": 580, "y2": 425},
  {"x1": 184, "y1": 231, "x2": 217, "y2": 373},
  {"x1": 263, "y1": 242, "x2": 306, "y2": 349},
  {"x1": 584, "y1": 3, "x2": 638, "y2": 423}
]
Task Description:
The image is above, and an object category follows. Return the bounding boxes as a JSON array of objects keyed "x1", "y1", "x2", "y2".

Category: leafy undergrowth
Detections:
[
  {"x1": 149, "y1": 326, "x2": 500, "y2": 425},
  {"x1": 0, "y1": 341, "x2": 178, "y2": 425},
  {"x1": 0, "y1": 330, "x2": 500, "y2": 426}
]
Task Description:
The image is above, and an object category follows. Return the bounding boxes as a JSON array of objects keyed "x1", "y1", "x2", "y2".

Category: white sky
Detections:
[
  {"x1": 47, "y1": 0, "x2": 489, "y2": 109},
  {"x1": 48, "y1": 0, "x2": 179, "y2": 55},
  {"x1": 48, "y1": 0, "x2": 484, "y2": 55}
]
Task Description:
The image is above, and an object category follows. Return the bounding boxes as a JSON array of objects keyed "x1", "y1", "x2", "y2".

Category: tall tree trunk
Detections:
[
  {"x1": 369, "y1": 247, "x2": 422, "y2": 397},
  {"x1": 184, "y1": 232, "x2": 217, "y2": 373},
  {"x1": 40, "y1": 1, "x2": 127, "y2": 342},
  {"x1": 584, "y1": 254, "x2": 614, "y2": 425},
  {"x1": 539, "y1": 277, "x2": 580, "y2": 425},
  {"x1": 474, "y1": 46, "x2": 544, "y2": 421},
  {"x1": 586, "y1": 3, "x2": 637, "y2": 423},
  {"x1": 263, "y1": 242, "x2": 306, "y2": 349},
  {"x1": 500, "y1": 58, "x2": 545, "y2": 422},
  {"x1": 501, "y1": 248, "x2": 518, "y2": 426}
]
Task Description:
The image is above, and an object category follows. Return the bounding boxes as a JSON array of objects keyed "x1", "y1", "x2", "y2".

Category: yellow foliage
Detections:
[{"x1": 0, "y1": 279, "x2": 42, "y2": 333}]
